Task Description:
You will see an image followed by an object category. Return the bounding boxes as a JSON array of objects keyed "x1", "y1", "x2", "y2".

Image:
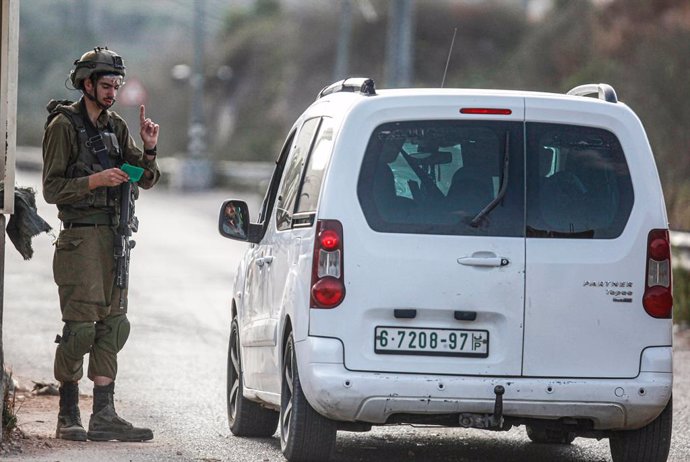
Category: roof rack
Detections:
[
  {"x1": 566, "y1": 83, "x2": 618, "y2": 103},
  {"x1": 317, "y1": 78, "x2": 376, "y2": 100}
]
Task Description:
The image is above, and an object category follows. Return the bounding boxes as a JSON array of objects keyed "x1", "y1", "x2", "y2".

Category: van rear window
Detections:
[
  {"x1": 358, "y1": 121, "x2": 633, "y2": 239},
  {"x1": 526, "y1": 123, "x2": 634, "y2": 239},
  {"x1": 357, "y1": 120, "x2": 525, "y2": 237}
]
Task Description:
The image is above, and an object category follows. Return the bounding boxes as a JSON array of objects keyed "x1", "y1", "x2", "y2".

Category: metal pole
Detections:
[
  {"x1": 385, "y1": 0, "x2": 414, "y2": 88},
  {"x1": 74, "y1": 0, "x2": 94, "y2": 52},
  {"x1": 1, "y1": 0, "x2": 17, "y2": 214},
  {"x1": 385, "y1": 0, "x2": 400, "y2": 87},
  {"x1": 334, "y1": 0, "x2": 353, "y2": 81},
  {"x1": 177, "y1": 0, "x2": 212, "y2": 190},
  {"x1": 0, "y1": 0, "x2": 19, "y2": 440},
  {"x1": 0, "y1": 214, "x2": 5, "y2": 440},
  {"x1": 398, "y1": 0, "x2": 414, "y2": 87},
  {"x1": 189, "y1": 0, "x2": 206, "y2": 160}
]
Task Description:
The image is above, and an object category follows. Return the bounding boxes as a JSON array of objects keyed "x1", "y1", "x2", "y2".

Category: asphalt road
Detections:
[{"x1": 3, "y1": 168, "x2": 690, "y2": 462}]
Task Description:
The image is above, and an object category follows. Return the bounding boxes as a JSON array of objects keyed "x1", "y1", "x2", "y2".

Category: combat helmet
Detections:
[{"x1": 70, "y1": 47, "x2": 126, "y2": 89}]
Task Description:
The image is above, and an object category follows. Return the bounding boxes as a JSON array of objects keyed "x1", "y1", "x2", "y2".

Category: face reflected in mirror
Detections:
[{"x1": 222, "y1": 201, "x2": 246, "y2": 238}]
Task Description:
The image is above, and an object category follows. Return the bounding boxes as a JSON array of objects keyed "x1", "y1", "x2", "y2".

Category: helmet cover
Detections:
[{"x1": 70, "y1": 46, "x2": 126, "y2": 89}]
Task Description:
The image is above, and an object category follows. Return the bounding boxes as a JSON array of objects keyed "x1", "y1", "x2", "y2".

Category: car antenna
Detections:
[{"x1": 441, "y1": 27, "x2": 458, "y2": 88}]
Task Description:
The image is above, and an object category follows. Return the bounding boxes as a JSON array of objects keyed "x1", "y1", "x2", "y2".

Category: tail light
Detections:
[
  {"x1": 643, "y1": 229, "x2": 673, "y2": 318},
  {"x1": 311, "y1": 220, "x2": 345, "y2": 308}
]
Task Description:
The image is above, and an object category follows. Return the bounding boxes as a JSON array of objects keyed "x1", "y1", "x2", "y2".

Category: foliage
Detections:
[
  {"x1": 17, "y1": 0, "x2": 202, "y2": 156},
  {"x1": 673, "y1": 263, "x2": 690, "y2": 326},
  {"x1": 495, "y1": 0, "x2": 690, "y2": 229},
  {"x1": 2, "y1": 371, "x2": 18, "y2": 435},
  {"x1": 15, "y1": 0, "x2": 690, "y2": 228},
  {"x1": 211, "y1": 0, "x2": 531, "y2": 160}
]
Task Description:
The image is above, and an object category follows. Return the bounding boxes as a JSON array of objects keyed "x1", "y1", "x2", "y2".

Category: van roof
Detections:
[{"x1": 315, "y1": 78, "x2": 620, "y2": 105}]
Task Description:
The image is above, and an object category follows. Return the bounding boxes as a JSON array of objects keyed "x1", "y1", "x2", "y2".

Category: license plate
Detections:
[{"x1": 374, "y1": 326, "x2": 489, "y2": 357}]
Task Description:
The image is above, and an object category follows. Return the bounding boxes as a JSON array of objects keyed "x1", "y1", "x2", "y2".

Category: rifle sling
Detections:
[{"x1": 80, "y1": 100, "x2": 115, "y2": 169}]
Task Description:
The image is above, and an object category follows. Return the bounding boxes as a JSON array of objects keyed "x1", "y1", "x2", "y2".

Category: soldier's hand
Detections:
[
  {"x1": 139, "y1": 105, "x2": 160, "y2": 151},
  {"x1": 88, "y1": 168, "x2": 129, "y2": 190}
]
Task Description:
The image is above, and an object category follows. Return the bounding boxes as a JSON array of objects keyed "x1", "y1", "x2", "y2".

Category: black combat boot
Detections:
[
  {"x1": 87, "y1": 382, "x2": 153, "y2": 442},
  {"x1": 56, "y1": 382, "x2": 87, "y2": 441}
]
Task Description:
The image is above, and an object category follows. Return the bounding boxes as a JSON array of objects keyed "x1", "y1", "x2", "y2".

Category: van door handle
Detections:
[
  {"x1": 457, "y1": 256, "x2": 510, "y2": 267},
  {"x1": 256, "y1": 256, "x2": 274, "y2": 267}
]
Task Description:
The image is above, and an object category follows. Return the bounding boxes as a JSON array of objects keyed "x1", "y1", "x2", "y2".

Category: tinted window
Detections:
[
  {"x1": 526, "y1": 123, "x2": 633, "y2": 239},
  {"x1": 295, "y1": 117, "x2": 335, "y2": 214},
  {"x1": 275, "y1": 118, "x2": 320, "y2": 231},
  {"x1": 358, "y1": 120, "x2": 524, "y2": 237}
]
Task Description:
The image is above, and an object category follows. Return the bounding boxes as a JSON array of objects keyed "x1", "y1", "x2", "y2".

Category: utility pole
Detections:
[
  {"x1": 334, "y1": 0, "x2": 353, "y2": 80},
  {"x1": 0, "y1": 0, "x2": 19, "y2": 441},
  {"x1": 74, "y1": 0, "x2": 95, "y2": 52},
  {"x1": 176, "y1": 0, "x2": 212, "y2": 190},
  {"x1": 385, "y1": 0, "x2": 414, "y2": 88}
]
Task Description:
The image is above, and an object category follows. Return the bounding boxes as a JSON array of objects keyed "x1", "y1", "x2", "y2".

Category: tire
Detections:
[
  {"x1": 280, "y1": 333, "x2": 337, "y2": 462},
  {"x1": 227, "y1": 318, "x2": 279, "y2": 437},
  {"x1": 526, "y1": 425, "x2": 576, "y2": 444},
  {"x1": 609, "y1": 396, "x2": 673, "y2": 462}
]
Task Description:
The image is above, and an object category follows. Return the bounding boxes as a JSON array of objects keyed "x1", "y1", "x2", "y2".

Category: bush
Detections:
[
  {"x1": 2, "y1": 370, "x2": 18, "y2": 436},
  {"x1": 673, "y1": 262, "x2": 690, "y2": 327}
]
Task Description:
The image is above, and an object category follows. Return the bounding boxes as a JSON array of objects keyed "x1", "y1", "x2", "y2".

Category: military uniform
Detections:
[{"x1": 43, "y1": 98, "x2": 160, "y2": 383}]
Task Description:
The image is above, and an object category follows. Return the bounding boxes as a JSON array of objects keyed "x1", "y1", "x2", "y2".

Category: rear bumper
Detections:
[{"x1": 296, "y1": 337, "x2": 673, "y2": 430}]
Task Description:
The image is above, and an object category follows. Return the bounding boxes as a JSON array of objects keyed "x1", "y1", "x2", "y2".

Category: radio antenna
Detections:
[{"x1": 441, "y1": 27, "x2": 458, "y2": 88}]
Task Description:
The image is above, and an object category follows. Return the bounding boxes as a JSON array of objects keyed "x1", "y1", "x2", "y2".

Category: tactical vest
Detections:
[{"x1": 46, "y1": 100, "x2": 127, "y2": 223}]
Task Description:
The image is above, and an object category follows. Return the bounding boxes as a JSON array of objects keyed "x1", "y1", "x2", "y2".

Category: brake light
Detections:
[
  {"x1": 460, "y1": 108, "x2": 512, "y2": 115},
  {"x1": 311, "y1": 220, "x2": 345, "y2": 308},
  {"x1": 319, "y1": 229, "x2": 340, "y2": 251},
  {"x1": 643, "y1": 229, "x2": 673, "y2": 318}
]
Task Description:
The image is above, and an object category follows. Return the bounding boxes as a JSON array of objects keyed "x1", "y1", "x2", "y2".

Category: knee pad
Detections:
[
  {"x1": 95, "y1": 314, "x2": 131, "y2": 354},
  {"x1": 58, "y1": 321, "x2": 96, "y2": 360}
]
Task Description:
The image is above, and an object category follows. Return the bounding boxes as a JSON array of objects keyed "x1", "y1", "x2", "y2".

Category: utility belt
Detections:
[
  {"x1": 61, "y1": 212, "x2": 114, "y2": 228},
  {"x1": 63, "y1": 222, "x2": 111, "y2": 229}
]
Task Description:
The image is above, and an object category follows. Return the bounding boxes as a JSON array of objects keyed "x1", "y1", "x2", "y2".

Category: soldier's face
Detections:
[{"x1": 86, "y1": 75, "x2": 122, "y2": 109}]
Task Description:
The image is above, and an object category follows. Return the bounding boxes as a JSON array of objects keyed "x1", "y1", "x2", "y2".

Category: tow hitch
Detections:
[{"x1": 458, "y1": 385, "x2": 506, "y2": 429}]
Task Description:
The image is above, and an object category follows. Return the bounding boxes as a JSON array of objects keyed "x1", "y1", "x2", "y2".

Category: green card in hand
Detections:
[{"x1": 120, "y1": 163, "x2": 144, "y2": 182}]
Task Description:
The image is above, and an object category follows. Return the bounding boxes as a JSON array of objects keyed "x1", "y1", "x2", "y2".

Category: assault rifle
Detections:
[{"x1": 114, "y1": 179, "x2": 138, "y2": 296}]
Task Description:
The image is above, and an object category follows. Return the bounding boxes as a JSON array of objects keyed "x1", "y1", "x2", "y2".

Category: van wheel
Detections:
[
  {"x1": 227, "y1": 318, "x2": 279, "y2": 436},
  {"x1": 525, "y1": 425, "x2": 576, "y2": 444},
  {"x1": 609, "y1": 397, "x2": 673, "y2": 462},
  {"x1": 280, "y1": 333, "x2": 337, "y2": 461}
]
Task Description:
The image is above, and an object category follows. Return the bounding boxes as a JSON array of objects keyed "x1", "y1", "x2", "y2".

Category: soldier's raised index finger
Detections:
[{"x1": 139, "y1": 105, "x2": 146, "y2": 124}]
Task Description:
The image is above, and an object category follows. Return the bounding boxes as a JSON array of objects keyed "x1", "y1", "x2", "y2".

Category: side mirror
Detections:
[{"x1": 219, "y1": 200, "x2": 250, "y2": 241}]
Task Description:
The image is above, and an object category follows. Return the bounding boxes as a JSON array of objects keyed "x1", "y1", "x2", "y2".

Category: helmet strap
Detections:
[{"x1": 84, "y1": 77, "x2": 114, "y2": 111}]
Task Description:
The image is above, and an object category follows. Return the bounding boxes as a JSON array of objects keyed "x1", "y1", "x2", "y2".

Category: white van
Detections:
[{"x1": 218, "y1": 79, "x2": 673, "y2": 462}]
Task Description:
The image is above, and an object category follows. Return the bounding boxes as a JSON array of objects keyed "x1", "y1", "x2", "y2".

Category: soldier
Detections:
[{"x1": 42, "y1": 47, "x2": 160, "y2": 442}]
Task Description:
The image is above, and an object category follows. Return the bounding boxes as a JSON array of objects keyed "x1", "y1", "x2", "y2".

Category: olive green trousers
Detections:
[{"x1": 52, "y1": 226, "x2": 130, "y2": 382}]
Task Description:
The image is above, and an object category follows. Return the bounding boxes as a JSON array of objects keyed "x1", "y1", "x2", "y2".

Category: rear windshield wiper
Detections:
[
  {"x1": 470, "y1": 131, "x2": 510, "y2": 227},
  {"x1": 526, "y1": 226, "x2": 595, "y2": 239}
]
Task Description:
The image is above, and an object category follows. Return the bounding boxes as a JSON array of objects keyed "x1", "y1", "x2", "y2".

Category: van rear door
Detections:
[
  {"x1": 522, "y1": 99, "x2": 669, "y2": 377},
  {"x1": 312, "y1": 100, "x2": 527, "y2": 376}
]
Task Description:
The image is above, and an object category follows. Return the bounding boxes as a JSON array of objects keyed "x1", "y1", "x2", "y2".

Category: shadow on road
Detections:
[{"x1": 237, "y1": 427, "x2": 609, "y2": 462}]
